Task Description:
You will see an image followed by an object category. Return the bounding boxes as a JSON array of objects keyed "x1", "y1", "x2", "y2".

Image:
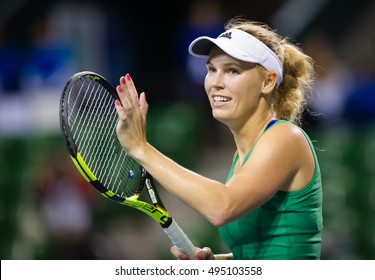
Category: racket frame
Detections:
[
  {"x1": 59, "y1": 71, "x2": 197, "y2": 258},
  {"x1": 60, "y1": 71, "x2": 172, "y2": 227}
]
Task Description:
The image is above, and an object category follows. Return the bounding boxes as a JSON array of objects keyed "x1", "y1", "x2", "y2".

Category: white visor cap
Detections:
[{"x1": 188, "y1": 29, "x2": 283, "y2": 86}]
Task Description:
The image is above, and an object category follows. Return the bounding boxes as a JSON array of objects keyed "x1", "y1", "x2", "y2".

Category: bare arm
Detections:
[
  {"x1": 115, "y1": 74, "x2": 232, "y2": 225},
  {"x1": 114, "y1": 74, "x2": 314, "y2": 226}
]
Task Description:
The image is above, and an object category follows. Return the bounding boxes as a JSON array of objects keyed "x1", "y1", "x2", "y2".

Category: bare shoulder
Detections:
[
  {"x1": 253, "y1": 122, "x2": 315, "y2": 191},
  {"x1": 251, "y1": 121, "x2": 313, "y2": 170},
  {"x1": 262, "y1": 122, "x2": 309, "y2": 149}
]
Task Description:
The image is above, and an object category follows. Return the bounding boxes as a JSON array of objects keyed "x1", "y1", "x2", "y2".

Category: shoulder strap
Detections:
[
  {"x1": 265, "y1": 119, "x2": 278, "y2": 131},
  {"x1": 241, "y1": 119, "x2": 279, "y2": 166},
  {"x1": 226, "y1": 153, "x2": 239, "y2": 183},
  {"x1": 226, "y1": 119, "x2": 279, "y2": 183}
]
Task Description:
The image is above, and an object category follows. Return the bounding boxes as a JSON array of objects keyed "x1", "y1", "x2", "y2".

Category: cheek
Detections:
[{"x1": 204, "y1": 77, "x2": 210, "y2": 94}]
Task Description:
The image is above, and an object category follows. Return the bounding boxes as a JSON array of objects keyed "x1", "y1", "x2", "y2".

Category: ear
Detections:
[{"x1": 261, "y1": 71, "x2": 278, "y2": 94}]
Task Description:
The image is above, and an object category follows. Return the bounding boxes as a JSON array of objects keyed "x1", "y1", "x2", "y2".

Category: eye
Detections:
[
  {"x1": 228, "y1": 68, "x2": 240, "y2": 75},
  {"x1": 206, "y1": 65, "x2": 216, "y2": 74}
]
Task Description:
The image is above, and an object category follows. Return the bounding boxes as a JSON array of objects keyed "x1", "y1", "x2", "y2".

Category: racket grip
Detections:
[{"x1": 163, "y1": 218, "x2": 197, "y2": 259}]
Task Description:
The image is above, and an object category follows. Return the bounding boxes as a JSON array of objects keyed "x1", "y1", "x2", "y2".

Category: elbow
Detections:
[
  {"x1": 210, "y1": 218, "x2": 227, "y2": 227},
  {"x1": 201, "y1": 189, "x2": 244, "y2": 227},
  {"x1": 205, "y1": 198, "x2": 254, "y2": 227},
  {"x1": 206, "y1": 208, "x2": 233, "y2": 227}
]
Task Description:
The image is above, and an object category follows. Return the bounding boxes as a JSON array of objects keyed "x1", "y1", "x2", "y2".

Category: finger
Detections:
[
  {"x1": 194, "y1": 249, "x2": 208, "y2": 260},
  {"x1": 122, "y1": 73, "x2": 139, "y2": 106},
  {"x1": 117, "y1": 76, "x2": 128, "y2": 106},
  {"x1": 139, "y1": 92, "x2": 148, "y2": 120},
  {"x1": 198, "y1": 247, "x2": 215, "y2": 260},
  {"x1": 114, "y1": 99, "x2": 127, "y2": 121},
  {"x1": 116, "y1": 86, "x2": 132, "y2": 110},
  {"x1": 170, "y1": 246, "x2": 190, "y2": 260}
]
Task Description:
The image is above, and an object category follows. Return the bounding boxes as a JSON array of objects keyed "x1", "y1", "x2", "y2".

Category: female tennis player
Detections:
[{"x1": 114, "y1": 17, "x2": 323, "y2": 260}]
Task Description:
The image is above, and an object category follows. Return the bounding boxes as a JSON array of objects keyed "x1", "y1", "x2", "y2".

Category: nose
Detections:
[{"x1": 208, "y1": 72, "x2": 225, "y2": 89}]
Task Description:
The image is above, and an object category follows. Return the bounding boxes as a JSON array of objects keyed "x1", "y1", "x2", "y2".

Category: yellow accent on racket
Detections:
[
  {"x1": 104, "y1": 190, "x2": 116, "y2": 197},
  {"x1": 71, "y1": 156, "x2": 91, "y2": 182},
  {"x1": 122, "y1": 197, "x2": 170, "y2": 225},
  {"x1": 71, "y1": 153, "x2": 97, "y2": 182}
]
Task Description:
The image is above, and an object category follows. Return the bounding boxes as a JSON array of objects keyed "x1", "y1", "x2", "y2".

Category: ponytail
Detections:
[{"x1": 272, "y1": 39, "x2": 315, "y2": 124}]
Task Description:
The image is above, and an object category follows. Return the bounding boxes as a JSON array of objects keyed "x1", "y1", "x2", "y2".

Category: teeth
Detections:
[{"x1": 213, "y1": 96, "x2": 231, "y2": 102}]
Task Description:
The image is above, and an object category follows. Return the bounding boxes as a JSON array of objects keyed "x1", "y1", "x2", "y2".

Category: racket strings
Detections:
[{"x1": 67, "y1": 77, "x2": 142, "y2": 198}]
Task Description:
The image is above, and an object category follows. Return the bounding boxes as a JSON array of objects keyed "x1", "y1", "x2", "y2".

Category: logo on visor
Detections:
[{"x1": 219, "y1": 32, "x2": 232, "y2": 39}]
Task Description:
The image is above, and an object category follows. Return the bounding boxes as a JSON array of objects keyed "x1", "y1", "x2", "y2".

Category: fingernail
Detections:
[
  {"x1": 195, "y1": 256, "x2": 203, "y2": 260},
  {"x1": 125, "y1": 73, "x2": 131, "y2": 81},
  {"x1": 115, "y1": 100, "x2": 120, "y2": 106},
  {"x1": 121, "y1": 76, "x2": 126, "y2": 84},
  {"x1": 117, "y1": 85, "x2": 123, "y2": 92},
  {"x1": 181, "y1": 255, "x2": 190, "y2": 260}
]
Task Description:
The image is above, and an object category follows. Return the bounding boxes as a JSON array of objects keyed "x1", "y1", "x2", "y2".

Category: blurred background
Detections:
[{"x1": 0, "y1": 0, "x2": 374, "y2": 260}]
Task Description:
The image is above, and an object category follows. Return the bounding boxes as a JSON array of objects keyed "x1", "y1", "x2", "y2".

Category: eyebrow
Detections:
[{"x1": 206, "y1": 59, "x2": 245, "y2": 68}]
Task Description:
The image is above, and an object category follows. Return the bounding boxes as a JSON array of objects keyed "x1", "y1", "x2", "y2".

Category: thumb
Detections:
[
  {"x1": 139, "y1": 92, "x2": 148, "y2": 120},
  {"x1": 195, "y1": 247, "x2": 214, "y2": 260}
]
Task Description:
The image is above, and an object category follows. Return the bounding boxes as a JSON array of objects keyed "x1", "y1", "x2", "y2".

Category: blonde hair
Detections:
[{"x1": 225, "y1": 17, "x2": 315, "y2": 125}]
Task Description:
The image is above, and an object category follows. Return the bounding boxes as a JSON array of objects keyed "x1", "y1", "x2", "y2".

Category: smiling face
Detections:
[{"x1": 204, "y1": 46, "x2": 267, "y2": 129}]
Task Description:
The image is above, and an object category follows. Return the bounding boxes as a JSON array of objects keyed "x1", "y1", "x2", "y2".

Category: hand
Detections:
[
  {"x1": 114, "y1": 74, "x2": 148, "y2": 157},
  {"x1": 171, "y1": 245, "x2": 215, "y2": 260}
]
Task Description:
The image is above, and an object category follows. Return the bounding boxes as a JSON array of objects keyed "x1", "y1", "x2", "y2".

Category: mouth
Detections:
[{"x1": 212, "y1": 95, "x2": 232, "y2": 105}]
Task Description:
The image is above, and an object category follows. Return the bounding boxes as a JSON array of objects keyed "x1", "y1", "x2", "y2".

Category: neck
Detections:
[{"x1": 231, "y1": 111, "x2": 274, "y2": 164}]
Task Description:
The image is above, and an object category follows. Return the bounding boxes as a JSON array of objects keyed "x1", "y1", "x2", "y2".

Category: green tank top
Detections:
[{"x1": 219, "y1": 120, "x2": 323, "y2": 260}]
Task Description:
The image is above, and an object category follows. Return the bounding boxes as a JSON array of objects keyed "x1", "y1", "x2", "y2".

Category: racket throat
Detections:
[{"x1": 121, "y1": 197, "x2": 172, "y2": 228}]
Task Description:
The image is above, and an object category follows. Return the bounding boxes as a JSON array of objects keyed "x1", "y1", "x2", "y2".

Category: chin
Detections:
[{"x1": 212, "y1": 112, "x2": 228, "y2": 125}]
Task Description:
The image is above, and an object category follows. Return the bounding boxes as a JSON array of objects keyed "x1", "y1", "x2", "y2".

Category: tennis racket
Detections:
[{"x1": 59, "y1": 71, "x2": 197, "y2": 259}]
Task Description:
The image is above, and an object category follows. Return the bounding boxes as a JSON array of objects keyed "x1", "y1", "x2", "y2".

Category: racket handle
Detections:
[{"x1": 163, "y1": 218, "x2": 197, "y2": 259}]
